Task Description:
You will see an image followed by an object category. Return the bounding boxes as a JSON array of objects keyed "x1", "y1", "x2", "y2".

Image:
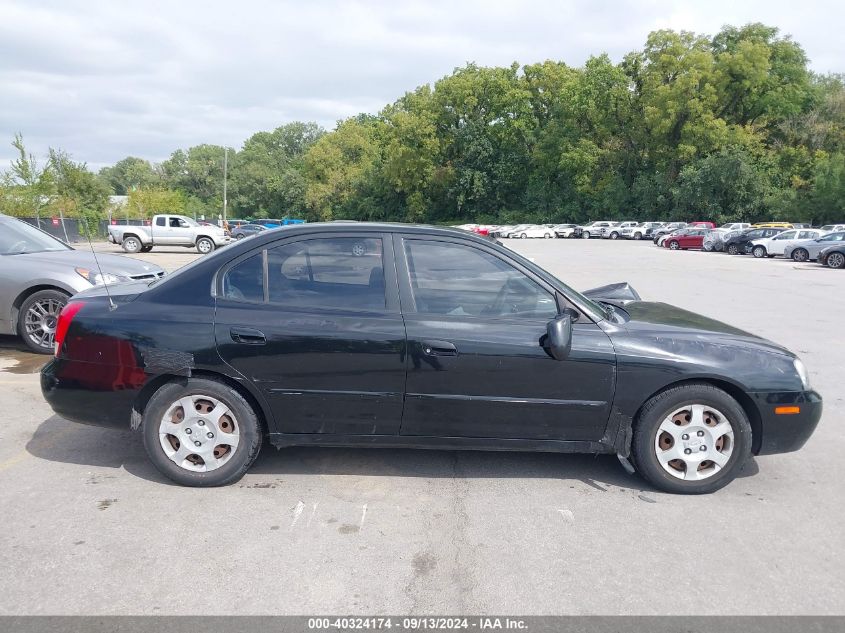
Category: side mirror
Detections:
[{"x1": 545, "y1": 314, "x2": 572, "y2": 361}]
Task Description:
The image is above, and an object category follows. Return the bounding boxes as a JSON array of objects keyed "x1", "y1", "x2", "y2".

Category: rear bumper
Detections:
[
  {"x1": 751, "y1": 390, "x2": 822, "y2": 455},
  {"x1": 40, "y1": 358, "x2": 142, "y2": 429}
]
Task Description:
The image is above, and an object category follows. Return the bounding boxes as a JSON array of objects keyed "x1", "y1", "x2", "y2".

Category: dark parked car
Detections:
[
  {"x1": 818, "y1": 243, "x2": 845, "y2": 269},
  {"x1": 724, "y1": 228, "x2": 785, "y2": 255},
  {"x1": 231, "y1": 223, "x2": 268, "y2": 240},
  {"x1": 41, "y1": 223, "x2": 821, "y2": 493}
]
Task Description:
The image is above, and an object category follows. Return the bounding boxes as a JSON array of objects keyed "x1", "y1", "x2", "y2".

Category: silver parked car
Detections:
[
  {"x1": 0, "y1": 214, "x2": 165, "y2": 353},
  {"x1": 782, "y1": 231, "x2": 845, "y2": 262}
]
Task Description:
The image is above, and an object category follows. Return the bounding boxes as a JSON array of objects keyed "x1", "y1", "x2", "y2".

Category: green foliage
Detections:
[{"x1": 5, "y1": 24, "x2": 845, "y2": 227}]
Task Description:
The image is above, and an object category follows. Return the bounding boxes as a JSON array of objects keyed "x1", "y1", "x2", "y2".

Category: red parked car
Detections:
[{"x1": 663, "y1": 228, "x2": 709, "y2": 250}]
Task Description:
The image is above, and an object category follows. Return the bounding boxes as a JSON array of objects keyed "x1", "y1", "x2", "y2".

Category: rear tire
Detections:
[
  {"x1": 792, "y1": 248, "x2": 809, "y2": 262},
  {"x1": 633, "y1": 232, "x2": 642, "y2": 240},
  {"x1": 18, "y1": 289, "x2": 70, "y2": 354},
  {"x1": 631, "y1": 383, "x2": 752, "y2": 494},
  {"x1": 122, "y1": 235, "x2": 142, "y2": 254},
  {"x1": 142, "y1": 378, "x2": 263, "y2": 487},
  {"x1": 827, "y1": 251, "x2": 845, "y2": 269}
]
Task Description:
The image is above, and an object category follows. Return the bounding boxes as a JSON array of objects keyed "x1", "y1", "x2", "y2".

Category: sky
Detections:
[{"x1": 1, "y1": 0, "x2": 843, "y2": 170}]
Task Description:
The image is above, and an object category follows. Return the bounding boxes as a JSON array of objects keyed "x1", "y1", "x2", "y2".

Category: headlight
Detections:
[
  {"x1": 75, "y1": 267, "x2": 124, "y2": 286},
  {"x1": 793, "y1": 358, "x2": 811, "y2": 390}
]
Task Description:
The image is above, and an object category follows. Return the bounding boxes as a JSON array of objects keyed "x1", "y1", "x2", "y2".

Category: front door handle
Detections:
[
  {"x1": 421, "y1": 340, "x2": 457, "y2": 357},
  {"x1": 230, "y1": 327, "x2": 266, "y2": 345}
]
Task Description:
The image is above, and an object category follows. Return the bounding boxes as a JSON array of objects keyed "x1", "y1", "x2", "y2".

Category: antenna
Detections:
[{"x1": 82, "y1": 217, "x2": 117, "y2": 311}]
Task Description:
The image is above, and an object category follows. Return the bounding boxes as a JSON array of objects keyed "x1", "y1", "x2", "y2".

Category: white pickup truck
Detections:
[{"x1": 108, "y1": 214, "x2": 232, "y2": 254}]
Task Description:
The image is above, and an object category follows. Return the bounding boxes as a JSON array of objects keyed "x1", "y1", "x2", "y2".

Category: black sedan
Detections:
[
  {"x1": 724, "y1": 228, "x2": 785, "y2": 255},
  {"x1": 41, "y1": 223, "x2": 821, "y2": 493},
  {"x1": 231, "y1": 223, "x2": 268, "y2": 239}
]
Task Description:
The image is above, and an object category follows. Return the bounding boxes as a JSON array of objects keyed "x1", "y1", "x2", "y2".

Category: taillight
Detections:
[{"x1": 54, "y1": 302, "x2": 85, "y2": 357}]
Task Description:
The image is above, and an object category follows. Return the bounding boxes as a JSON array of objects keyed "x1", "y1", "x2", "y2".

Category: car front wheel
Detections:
[
  {"x1": 668, "y1": 240, "x2": 680, "y2": 250},
  {"x1": 196, "y1": 237, "x2": 215, "y2": 254},
  {"x1": 142, "y1": 378, "x2": 263, "y2": 487},
  {"x1": 726, "y1": 244, "x2": 740, "y2": 255},
  {"x1": 582, "y1": 231, "x2": 591, "y2": 239},
  {"x1": 633, "y1": 232, "x2": 642, "y2": 240},
  {"x1": 18, "y1": 289, "x2": 70, "y2": 354},
  {"x1": 631, "y1": 383, "x2": 752, "y2": 494},
  {"x1": 752, "y1": 245, "x2": 767, "y2": 258},
  {"x1": 610, "y1": 231, "x2": 619, "y2": 239}
]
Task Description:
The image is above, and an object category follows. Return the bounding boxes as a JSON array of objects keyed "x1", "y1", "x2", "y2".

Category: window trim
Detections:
[
  {"x1": 214, "y1": 232, "x2": 401, "y2": 314},
  {"x1": 393, "y1": 233, "x2": 566, "y2": 321}
]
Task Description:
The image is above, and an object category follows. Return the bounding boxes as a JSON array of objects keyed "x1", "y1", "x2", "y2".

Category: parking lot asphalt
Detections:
[{"x1": 0, "y1": 238, "x2": 843, "y2": 615}]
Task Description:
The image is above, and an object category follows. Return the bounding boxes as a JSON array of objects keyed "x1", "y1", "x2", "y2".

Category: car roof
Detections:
[{"x1": 236, "y1": 221, "x2": 497, "y2": 246}]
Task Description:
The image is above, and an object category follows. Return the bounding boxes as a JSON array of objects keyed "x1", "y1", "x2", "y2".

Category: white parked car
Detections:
[
  {"x1": 553, "y1": 223, "x2": 578, "y2": 238},
  {"x1": 819, "y1": 224, "x2": 845, "y2": 232},
  {"x1": 511, "y1": 224, "x2": 556, "y2": 239},
  {"x1": 575, "y1": 221, "x2": 616, "y2": 239},
  {"x1": 619, "y1": 222, "x2": 663, "y2": 240},
  {"x1": 749, "y1": 228, "x2": 825, "y2": 258},
  {"x1": 605, "y1": 221, "x2": 638, "y2": 239},
  {"x1": 717, "y1": 222, "x2": 752, "y2": 232},
  {"x1": 503, "y1": 224, "x2": 533, "y2": 238}
]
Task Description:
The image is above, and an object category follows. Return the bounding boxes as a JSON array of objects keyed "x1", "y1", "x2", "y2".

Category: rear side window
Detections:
[
  {"x1": 156, "y1": 217, "x2": 166, "y2": 227},
  {"x1": 403, "y1": 239, "x2": 557, "y2": 319},
  {"x1": 267, "y1": 238, "x2": 385, "y2": 311},
  {"x1": 222, "y1": 253, "x2": 264, "y2": 302}
]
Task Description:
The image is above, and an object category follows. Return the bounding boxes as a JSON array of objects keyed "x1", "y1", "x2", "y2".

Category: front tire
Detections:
[
  {"x1": 142, "y1": 378, "x2": 263, "y2": 487},
  {"x1": 610, "y1": 231, "x2": 619, "y2": 239},
  {"x1": 520, "y1": 233, "x2": 527, "y2": 239},
  {"x1": 18, "y1": 289, "x2": 70, "y2": 354},
  {"x1": 752, "y1": 245, "x2": 766, "y2": 258},
  {"x1": 668, "y1": 240, "x2": 680, "y2": 250},
  {"x1": 726, "y1": 244, "x2": 740, "y2": 255},
  {"x1": 631, "y1": 384, "x2": 752, "y2": 494},
  {"x1": 633, "y1": 232, "x2": 642, "y2": 240},
  {"x1": 196, "y1": 237, "x2": 215, "y2": 254},
  {"x1": 582, "y1": 231, "x2": 591, "y2": 239}
]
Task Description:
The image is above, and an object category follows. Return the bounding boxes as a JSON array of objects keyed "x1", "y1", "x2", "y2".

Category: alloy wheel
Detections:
[
  {"x1": 793, "y1": 248, "x2": 809, "y2": 262},
  {"x1": 654, "y1": 404, "x2": 734, "y2": 481},
  {"x1": 159, "y1": 395, "x2": 240, "y2": 472},
  {"x1": 197, "y1": 239, "x2": 213, "y2": 254},
  {"x1": 24, "y1": 298, "x2": 65, "y2": 350},
  {"x1": 828, "y1": 252, "x2": 845, "y2": 269}
]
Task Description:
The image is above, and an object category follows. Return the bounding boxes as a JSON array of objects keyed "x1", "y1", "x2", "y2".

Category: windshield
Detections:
[{"x1": 0, "y1": 218, "x2": 73, "y2": 255}]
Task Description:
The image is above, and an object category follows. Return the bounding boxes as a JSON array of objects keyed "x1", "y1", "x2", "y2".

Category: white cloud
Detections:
[{"x1": 0, "y1": 0, "x2": 842, "y2": 169}]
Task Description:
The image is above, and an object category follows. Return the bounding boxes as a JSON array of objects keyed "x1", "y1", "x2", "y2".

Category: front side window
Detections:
[
  {"x1": 403, "y1": 240, "x2": 557, "y2": 319},
  {"x1": 267, "y1": 237, "x2": 385, "y2": 311}
]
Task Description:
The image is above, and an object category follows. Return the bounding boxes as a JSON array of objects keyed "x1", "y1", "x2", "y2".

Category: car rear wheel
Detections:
[
  {"x1": 631, "y1": 383, "x2": 751, "y2": 494},
  {"x1": 827, "y1": 252, "x2": 845, "y2": 269},
  {"x1": 544, "y1": 233, "x2": 552, "y2": 239},
  {"x1": 633, "y1": 232, "x2": 642, "y2": 240},
  {"x1": 18, "y1": 289, "x2": 70, "y2": 354},
  {"x1": 520, "y1": 233, "x2": 527, "y2": 239},
  {"x1": 122, "y1": 235, "x2": 142, "y2": 254},
  {"x1": 142, "y1": 378, "x2": 263, "y2": 487},
  {"x1": 792, "y1": 248, "x2": 809, "y2": 262},
  {"x1": 726, "y1": 244, "x2": 740, "y2": 255},
  {"x1": 235, "y1": 234, "x2": 245, "y2": 240},
  {"x1": 752, "y1": 245, "x2": 767, "y2": 258}
]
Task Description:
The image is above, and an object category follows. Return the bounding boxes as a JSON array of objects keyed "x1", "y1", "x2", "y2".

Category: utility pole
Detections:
[{"x1": 222, "y1": 147, "x2": 228, "y2": 227}]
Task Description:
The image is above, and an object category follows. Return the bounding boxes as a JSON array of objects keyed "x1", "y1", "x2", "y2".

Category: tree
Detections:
[
  {"x1": 1, "y1": 134, "x2": 55, "y2": 222},
  {"x1": 125, "y1": 188, "x2": 185, "y2": 220},
  {"x1": 98, "y1": 157, "x2": 159, "y2": 194}
]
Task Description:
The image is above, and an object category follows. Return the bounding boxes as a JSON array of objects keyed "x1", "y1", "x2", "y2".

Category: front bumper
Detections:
[{"x1": 751, "y1": 390, "x2": 822, "y2": 455}]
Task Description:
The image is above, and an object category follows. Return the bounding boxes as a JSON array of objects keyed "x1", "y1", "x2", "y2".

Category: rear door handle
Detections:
[
  {"x1": 230, "y1": 327, "x2": 266, "y2": 345},
  {"x1": 421, "y1": 340, "x2": 457, "y2": 356}
]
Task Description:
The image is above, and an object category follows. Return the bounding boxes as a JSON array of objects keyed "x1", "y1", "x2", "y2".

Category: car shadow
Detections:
[{"x1": 23, "y1": 416, "x2": 763, "y2": 493}]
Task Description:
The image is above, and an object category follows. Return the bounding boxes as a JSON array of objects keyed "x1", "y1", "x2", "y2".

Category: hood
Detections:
[
  {"x1": 619, "y1": 301, "x2": 792, "y2": 357},
  {"x1": 17, "y1": 249, "x2": 164, "y2": 277}
]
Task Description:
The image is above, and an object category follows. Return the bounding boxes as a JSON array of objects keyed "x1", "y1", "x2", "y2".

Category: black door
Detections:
[
  {"x1": 214, "y1": 233, "x2": 407, "y2": 435},
  {"x1": 395, "y1": 235, "x2": 616, "y2": 442}
]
